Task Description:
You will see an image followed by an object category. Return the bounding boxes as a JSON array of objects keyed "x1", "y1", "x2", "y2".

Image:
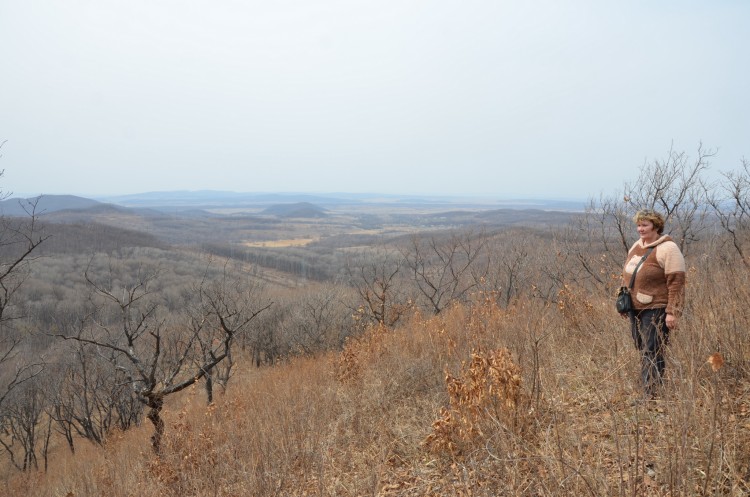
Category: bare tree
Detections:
[
  {"x1": 245, "y1": 302, "x2": 287, "y2": 367},
  {"x1": 0, "y1": 380, "x2": 51, "y2": 471},
  {"x1": 531, "y1": 226, "x2": 596, "y2": 303},
  {"x1": 189, "y1": 261, "x2": 272, "y2": 403},
  {"x1": 574, "y1": 144, "x2": 714, "y2": 292},
  {"x1": 54, "y1": 256, "x2": 269, "y2": 453},
  {"x1": 346, "y1": 246, "x2": 409, "y2": 327},
  {"x1": 582, "y1": 194, "x2": 633, "y2": 257},
  {"x1": 46, "y1": 342, "x2": 142, "y2": 452},
  {"x1": 482, "y1": 231, "x2": 534, "y2": 307},
  {"x1": 623, "y1": 143, "x2": 714, "y2": 253},
  {"x1": 286, "y1": 284, "x2": 350, "y2": 354},
  {"x1": 402, "y1": 229, "x2": 489, "y2": 314},
  {"x1": 564, "y1": 201, "x2": 629, "y2": 296},
  {"x1": 0, "y1": 148, "x2": 49, "y2": 471},
  {"x1": 707, "y1": 158, "x2": 750, "y2": 268},
  {"x1": 0, "y1": 156, "x2": 47, "y2": 433}
]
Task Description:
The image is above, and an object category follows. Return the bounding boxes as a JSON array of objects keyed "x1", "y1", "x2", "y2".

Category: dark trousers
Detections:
[{"x1": 629, "y1": 308, "x2": 670, "y2": 395}]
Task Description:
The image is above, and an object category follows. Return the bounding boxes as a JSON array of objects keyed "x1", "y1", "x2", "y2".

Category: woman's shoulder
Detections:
[
  {"x1": 656, "y1": 236, "x2": 681, "y2": 252},
  {"x1": 655, "y1": 237, "x2": 686, "y2": 271}
]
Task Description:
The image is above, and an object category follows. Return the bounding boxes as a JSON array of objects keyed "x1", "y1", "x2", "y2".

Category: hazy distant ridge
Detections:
[
  {"x1": 0, "y1": 191, "x2": 586, "y2": 218},
  {"x1": 0, "y1": 195, "x2": 103, "y2": 216},
  {"x1": 97, "y1": 191, "x2": 586, "y2": 211},
  {"x1": 261, "y1": 202, "x2": 328, "y2": 218}
]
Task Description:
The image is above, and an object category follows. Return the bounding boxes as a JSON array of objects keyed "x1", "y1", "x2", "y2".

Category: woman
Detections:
[{"x1": 621, "y1": 209, "x2": 686, "y2": 397}]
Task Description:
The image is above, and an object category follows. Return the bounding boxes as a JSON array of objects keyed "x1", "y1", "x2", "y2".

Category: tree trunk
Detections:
[
  {"x1": 146, "y1": 396, "x2": 165, "y2": 454},
  {"x1": 205, "y1": 372, "x2": 214, "y2": 404}
]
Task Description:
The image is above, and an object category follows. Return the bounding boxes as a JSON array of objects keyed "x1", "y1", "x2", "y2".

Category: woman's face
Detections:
[{"x1": 636, "y1": 220, "x2": 659, "y2": 243}]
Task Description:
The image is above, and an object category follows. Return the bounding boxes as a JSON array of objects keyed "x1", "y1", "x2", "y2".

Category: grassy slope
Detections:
[{"x1": 8, "y1": 264, "x2": 750, "y2": 497}]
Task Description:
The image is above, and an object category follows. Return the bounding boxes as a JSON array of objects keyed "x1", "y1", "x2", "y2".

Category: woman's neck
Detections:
[{"x1": 642, "y1": 234, "x2": 660, "y2": 245}]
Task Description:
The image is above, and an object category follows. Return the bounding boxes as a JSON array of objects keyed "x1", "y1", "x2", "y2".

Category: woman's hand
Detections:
[{"x1": 666, "y1": 313, "x2": 678, "y2": 329}]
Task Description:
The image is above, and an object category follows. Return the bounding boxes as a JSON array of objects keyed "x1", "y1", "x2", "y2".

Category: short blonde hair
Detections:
[{"x1": 633, "y1": 209, "x2": 665, "y2": 234}]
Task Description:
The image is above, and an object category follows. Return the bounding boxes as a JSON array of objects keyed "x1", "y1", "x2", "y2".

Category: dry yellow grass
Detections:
[{"x1": 7, "y1": 261, "x2": 750, "y2": 496}]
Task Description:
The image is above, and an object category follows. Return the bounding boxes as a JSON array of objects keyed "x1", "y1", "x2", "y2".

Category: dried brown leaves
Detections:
[{"x1": 424, "y1": 348, "x2": 523, "y2": 456}]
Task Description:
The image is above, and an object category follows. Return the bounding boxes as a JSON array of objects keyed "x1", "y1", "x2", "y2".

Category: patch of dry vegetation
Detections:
[{"x1": 8, "y1": 262, "x2": 750, "y2": 496}]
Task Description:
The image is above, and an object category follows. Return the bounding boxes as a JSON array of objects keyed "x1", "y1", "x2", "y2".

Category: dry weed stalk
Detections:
[
  {"x1": 335, "y1": 323, "x2": 391, "y2": 384},
  {"x1": 556, "y1": 284, "x2": 595, "y2": 331}
]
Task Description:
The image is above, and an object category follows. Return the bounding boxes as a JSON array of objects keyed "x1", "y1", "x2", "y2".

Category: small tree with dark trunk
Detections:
[
  {"x1": 189, "y1": 261, "x2": 272, "y2": 403},
  {"x1": 54, "y1": 256, "x2": 269, "y2": 453}
]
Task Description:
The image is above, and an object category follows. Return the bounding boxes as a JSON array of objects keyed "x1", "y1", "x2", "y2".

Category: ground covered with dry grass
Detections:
[{"x1": 7, "y1": 262, "x2": 750, "y2": 497}]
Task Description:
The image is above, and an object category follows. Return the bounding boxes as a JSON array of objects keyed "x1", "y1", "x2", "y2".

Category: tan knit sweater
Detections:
[{"x1": 622, "y1": 235, "x2": 686, "y2": 317}]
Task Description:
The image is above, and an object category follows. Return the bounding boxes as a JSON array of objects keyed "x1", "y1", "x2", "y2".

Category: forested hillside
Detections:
[{"x1": 1, "y1": 150, "x2": 749, "y2": 496}]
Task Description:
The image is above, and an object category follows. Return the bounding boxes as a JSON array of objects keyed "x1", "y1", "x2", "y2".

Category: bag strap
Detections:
[{"x1": 628, "y1": 247, "x2": 655, "y2": 289}]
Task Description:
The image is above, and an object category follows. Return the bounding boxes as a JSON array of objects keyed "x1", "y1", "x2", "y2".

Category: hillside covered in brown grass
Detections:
[
  {"x1": 9, "y1": 263, "x2": 749, "y2": 496},
  {"x1": 3, "y1": 151, "x2": 750, "y2": 496}
]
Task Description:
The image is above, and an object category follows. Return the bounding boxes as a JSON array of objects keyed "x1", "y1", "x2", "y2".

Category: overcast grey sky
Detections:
[{"x1": 1, "y1": 1, "x2": 748, "y2": 199}]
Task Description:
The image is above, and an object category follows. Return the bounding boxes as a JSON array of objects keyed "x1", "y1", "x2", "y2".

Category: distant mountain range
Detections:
[
  {"x1": 0, "y1": 194, "x2": 103, "y2": 216},
  {"x1": 96, "y1": 191, "x2": 585, "y2": 211},
  {"x1": 0, "y1": 191, "x2": 586, "y2": 218}
]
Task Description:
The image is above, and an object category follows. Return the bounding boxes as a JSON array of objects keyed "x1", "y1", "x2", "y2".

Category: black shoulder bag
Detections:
[{"x1": 615, "y1": 247, "x2": 654, "y2": 314}]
